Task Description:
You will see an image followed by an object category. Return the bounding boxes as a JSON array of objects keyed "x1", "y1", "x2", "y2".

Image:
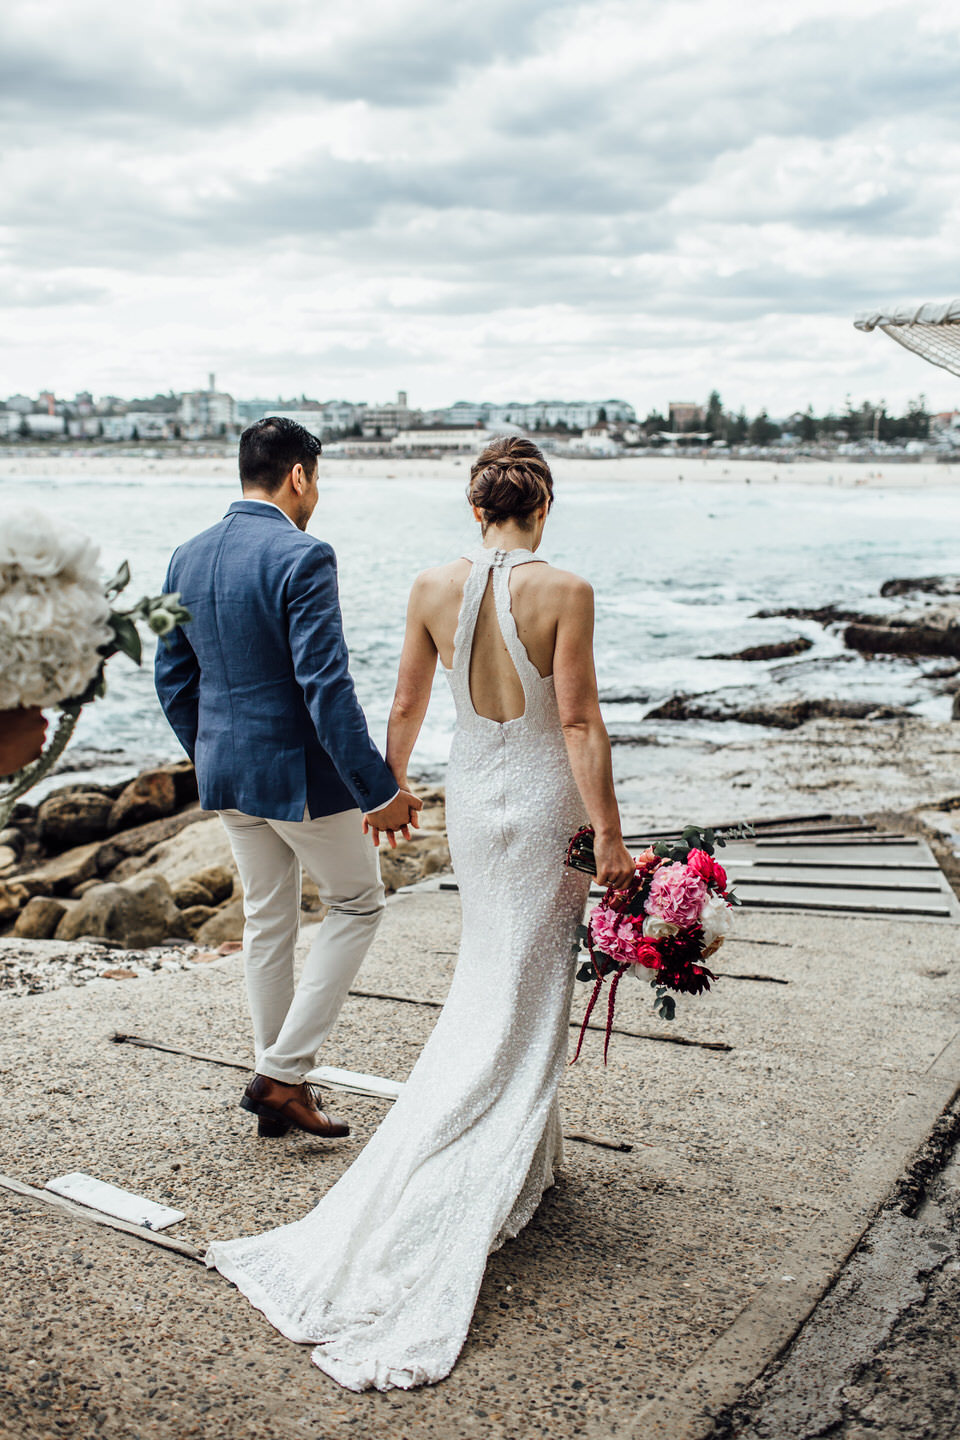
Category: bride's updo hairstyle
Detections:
[{"x1": 468, "y1": 436, "x2": 554, "y2": 532}]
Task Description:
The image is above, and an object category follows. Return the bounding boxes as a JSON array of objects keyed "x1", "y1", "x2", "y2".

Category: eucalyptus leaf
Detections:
[
  {"x1": 109, "y1": 613, "x2": 142, "y2": 665},
  {"x1": 104, "y1": 560, "x2": 131, "y2": 598}
]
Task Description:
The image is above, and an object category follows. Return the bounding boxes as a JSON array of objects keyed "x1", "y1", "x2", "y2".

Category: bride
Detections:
[{"x1": 206, "y1": 435, "x2": 634, "y2": 1390}]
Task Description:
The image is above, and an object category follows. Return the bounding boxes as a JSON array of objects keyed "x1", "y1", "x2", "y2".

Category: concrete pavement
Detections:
[{"x1": 0, "y1": 885, "x2": 958, "y2": 1439}]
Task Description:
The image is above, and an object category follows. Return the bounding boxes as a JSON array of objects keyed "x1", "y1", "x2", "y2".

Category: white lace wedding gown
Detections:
[{"x1": 206, "y1": 546, "x2": 590, "y2": 1391}]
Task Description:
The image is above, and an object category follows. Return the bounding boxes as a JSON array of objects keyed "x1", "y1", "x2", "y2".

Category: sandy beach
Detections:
[{"x1": 2, "y1": 448, "x2": 959, "y2": 488}]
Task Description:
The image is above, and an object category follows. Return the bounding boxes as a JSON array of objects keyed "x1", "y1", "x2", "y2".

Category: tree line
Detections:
[{"x1": 640, "y1": 392, "x2": 934, "y2": 445}]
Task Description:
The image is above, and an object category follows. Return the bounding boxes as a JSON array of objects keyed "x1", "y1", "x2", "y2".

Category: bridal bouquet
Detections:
[
  {"x1": 0, "y1": 507, "x2": 191, "y2": 823},
  {"x1": 566, "y1": 823, "x2": 742, "y2": 1062}
]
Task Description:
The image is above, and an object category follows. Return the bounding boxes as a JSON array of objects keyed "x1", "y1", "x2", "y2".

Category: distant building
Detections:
[
  {"x1": 6, "y1": 412, "x2": 65, "y2": 437},
  {"x1": 5, "y1": 394, "x2": 33, "y2": 414},
  {"x1": 67, "y1": 417, "x2": 103, "y2": 438},
  {"x1": 361, "y1": 391, "x2": 422, "y2": 438},
  {"x1": 668, "y1": 402, "x2": 704, "y2": 432},
  {"x1": 486, "y1": 399, "x2": 635, "y2": 429},
  {"x1": 178, "y1": 382, "x2": 237, "y2": 437},
  {"x1": 390, "y1": 426, "x2": 496, "y2": 453},
  {"x1": 318, "y1": 401, "x2": 364, "y2": 432}
]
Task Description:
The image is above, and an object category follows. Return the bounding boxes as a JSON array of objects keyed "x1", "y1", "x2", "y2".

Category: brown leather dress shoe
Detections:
[{"x1": 240, "y1": 1073, "x2": 351, "y2": 1139}]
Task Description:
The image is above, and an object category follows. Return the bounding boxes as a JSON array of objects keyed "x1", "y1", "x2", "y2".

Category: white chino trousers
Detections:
[{"x1": 218, "y1": 806, "x2": 385, "y2": 1084}]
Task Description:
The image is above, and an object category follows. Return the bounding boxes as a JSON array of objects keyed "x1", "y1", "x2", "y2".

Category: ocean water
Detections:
[{"x1": 4, "y1": 466, "x2": 960, "y2": 791}]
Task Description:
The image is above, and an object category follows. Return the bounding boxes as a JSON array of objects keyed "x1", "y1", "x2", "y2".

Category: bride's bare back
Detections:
[{"x1": 416, "y1": 555, "x2": 576, "y2": 723}]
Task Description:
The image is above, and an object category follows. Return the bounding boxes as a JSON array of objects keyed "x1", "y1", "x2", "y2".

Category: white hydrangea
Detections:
[{"x1": 0, "y1": 507, "x2": 112, "y2": 709}]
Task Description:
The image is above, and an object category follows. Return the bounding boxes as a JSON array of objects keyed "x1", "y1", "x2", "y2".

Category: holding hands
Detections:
[{"x1": 363, "y1": 787, "x2": 423, "y2": 848}]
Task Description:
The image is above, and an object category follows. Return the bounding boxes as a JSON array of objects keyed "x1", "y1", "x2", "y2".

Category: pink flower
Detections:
[
  {"x1": 588, "y1": 907, "x2": 637, "y2": 966},
  {"x1": 635, "y1": 847, "x2": 661, "y2": 874},
  {"x1": 646, "y1": 862, "x2": 708, "y2": 927},
  {"x1": 588, "y1": 906, "x2": 663, "y2": 974},
  {"x1": 687, "y1": 848, "x2": 728, "y2": 892}
]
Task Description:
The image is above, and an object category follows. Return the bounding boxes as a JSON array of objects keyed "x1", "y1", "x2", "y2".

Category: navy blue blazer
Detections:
[{"x1": 154, "y1": 500, "x2": 397, "y2": 821}]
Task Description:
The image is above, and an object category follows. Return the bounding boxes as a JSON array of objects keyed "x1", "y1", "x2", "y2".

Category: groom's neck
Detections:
[{"x1": 242, "y1": 487, "x2": 306, "y2": 531}]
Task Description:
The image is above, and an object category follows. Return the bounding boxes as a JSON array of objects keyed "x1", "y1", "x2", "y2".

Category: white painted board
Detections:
[
  {"x1": 306, "y1": 1065, "x2": 403, "y2": 1100},
  {"x1": 45, "y1": 1172, "x2": 185, "y2": 1231}
]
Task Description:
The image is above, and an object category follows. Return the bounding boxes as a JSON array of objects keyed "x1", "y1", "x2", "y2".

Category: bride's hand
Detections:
[{"x1": 592, "y1": 833, "x2": 635, "y2": 890}]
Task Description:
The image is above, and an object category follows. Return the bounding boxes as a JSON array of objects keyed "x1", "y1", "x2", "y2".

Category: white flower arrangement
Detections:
[
  {"x1": 0, "y1": 508, "x2": 114, "y2": 710},
  {"x1": 0, "y1": 506, "x2": 191, "y2": 823}
]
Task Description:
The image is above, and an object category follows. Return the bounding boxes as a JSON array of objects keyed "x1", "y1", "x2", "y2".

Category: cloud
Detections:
[{"x1": 1, "y1": 0, "x2": 959, "y2": 412}]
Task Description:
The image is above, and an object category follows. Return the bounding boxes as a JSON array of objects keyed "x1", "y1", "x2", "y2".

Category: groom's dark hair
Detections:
[{"x1": 239, "y1": 416, "x2": 323, "y2": 494}]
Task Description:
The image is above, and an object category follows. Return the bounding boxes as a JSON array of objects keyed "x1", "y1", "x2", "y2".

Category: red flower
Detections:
[
  {"x1": 630, "y1": 938, "x2": 661, "y2": 972},
  {"x1": 687, "y1": 848, "x2": 728, "y2": 892}
]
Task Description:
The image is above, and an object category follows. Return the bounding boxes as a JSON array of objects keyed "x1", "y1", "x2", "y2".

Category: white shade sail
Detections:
[{"x1": 854, "y1": 300, "x2": 960, "y2": 378}]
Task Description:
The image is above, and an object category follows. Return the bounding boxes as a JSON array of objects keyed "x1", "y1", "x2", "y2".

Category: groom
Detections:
[{"x1": 155, "y1": 417, "x2": 421, "y2": 1139}]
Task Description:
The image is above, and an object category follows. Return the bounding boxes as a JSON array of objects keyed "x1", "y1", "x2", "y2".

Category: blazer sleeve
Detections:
[
  {"x1": 286, "y1": 541, "x2": 398, "y2": 812},
  {"x1": 153, "y1": 556, "x2": 201, "y2": 761}
]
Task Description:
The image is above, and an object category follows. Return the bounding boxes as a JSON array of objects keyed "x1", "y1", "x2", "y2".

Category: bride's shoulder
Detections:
[
  {"x1": 411, "y1": 557, "x2": 470, "y2": 589},
  {"x1": 408, "y1": 558, "x2": 471, "y2": 608},
  {"x1": 522, "y1": 561, "x2": 593, "y2": 603}
]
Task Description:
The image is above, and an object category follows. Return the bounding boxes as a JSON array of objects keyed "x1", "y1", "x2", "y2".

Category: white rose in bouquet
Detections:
[
  {"x1": 0, "y1": 508, "x2": 112, "y2": 709},
  {"x1": 642, "y1": 914, "x2": 679, "y2": 940},
  {"x1": 700, "y1": 891, "x2": 733, "y2": 951}
]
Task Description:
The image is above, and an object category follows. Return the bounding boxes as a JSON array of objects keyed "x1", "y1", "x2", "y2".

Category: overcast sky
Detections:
[{"x1": 2, "y1": 0, "x2": 959, "y2": 416}]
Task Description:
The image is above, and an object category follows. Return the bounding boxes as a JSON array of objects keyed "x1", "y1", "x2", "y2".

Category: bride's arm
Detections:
[
  {"x1": 553, "y1": 577, "x2": 634, "y2": 889},
  {"x1": 386, "y1": 574, "x2": 439, "y2": 790}
]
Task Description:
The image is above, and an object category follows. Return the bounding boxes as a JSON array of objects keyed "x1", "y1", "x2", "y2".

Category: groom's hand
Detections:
[{"x1": 363, "y1": 790, "x2": 423, "y2": 848}]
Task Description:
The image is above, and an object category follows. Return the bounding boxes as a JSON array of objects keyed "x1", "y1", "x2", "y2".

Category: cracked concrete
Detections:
[{"x1": 710, "y1": 1133, "x2": 960, "y2": 1440}]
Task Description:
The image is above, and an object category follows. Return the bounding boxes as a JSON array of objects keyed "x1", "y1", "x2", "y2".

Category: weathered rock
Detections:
[
  {"x1": 377, "y1": 850, "x2": 422, "y2": 894},
  {"x1": 95, "y1": 805, "x2": 207, "y2": 875},
  {"x1": 0, "y1": 845, "x2": 18, "y2": 871},
  {"x1": 300, "y1": 876, "x2": 327, "y2": 915},
  {"x1": 37, "y1": 790, "x2": 114, "y2": 851},
  {"x1": 753, "y1": 603, "x2": 880, "y2": 625},
  {"x1": 645, "y1": 692, "x2": 910, "y2": 730},
  {"x1": 194, "y1": 900, "x2": 244, "y2": 946},
  {"x1": 705, "y1": 637, "x2": 813, "y2": 662},
  {"x1": 105, "y1": 853, "x2": 150, "y2": 882},
  {"x1": 175, "y1": 904, "x2": 219, "y2": 938},
  {"x1": 71, "y1": 878, "x2": 102, "y2": 898},
  {"x1": 192, "y1": 865, "x2": 234, "y2": 905},
  {"x1": 0, "y1": 828, "x2": 25, "y2": 858},
  {"x1": 0, "y1": 880, "x2": 29, "y2": 924},
  {"x1": 844, "y1": 622, "x2": 960, "y2": 660},
  {"x1": 163, "y1": 759, "x2": 200, "y2": 808},
  {"x1": 418, "y1": 838, "x2": 451, "y2": 876},
  {"x1": 172, "y1": 879, "x2": 215, "y2": 909},
  {"x1": 125, "y1": 815, "x2": 237, "y2": 892},
  {"x1": 880, "y1": 574, "x2": 960, "y2": 598},
  {"x1": 16, "y1": 840, "x2": 103, "y2": 897},
  {"x1": 108, "y1": 770, "x2": 177, "y2": 833},
  {"x1": 13, "y1": 896, "x2": 67, "y2": 939},
  {"x1": 55, "y1": 874, "x2": 181, "y2": 949}
]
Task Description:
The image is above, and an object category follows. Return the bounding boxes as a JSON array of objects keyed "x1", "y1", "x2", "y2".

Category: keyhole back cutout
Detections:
[{"x1": 467, "y1": 571, "x2": 527, "y2": 723}]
